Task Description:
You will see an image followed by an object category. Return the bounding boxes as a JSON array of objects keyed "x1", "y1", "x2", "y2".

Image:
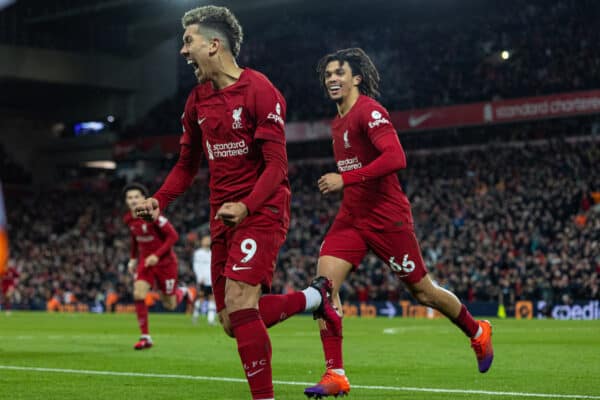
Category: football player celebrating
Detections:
[
  {"x1": 123, "y1": 183, "x2": 187, "y2": 350},
  {"x1": 135, "y1": 6, "x2": 339, "y2": 400},
  {"x1": 304, "y1": 48, "x2": 494, "y2": 398}
]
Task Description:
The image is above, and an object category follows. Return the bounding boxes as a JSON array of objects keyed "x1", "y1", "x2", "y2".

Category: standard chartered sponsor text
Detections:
[
  {"x1": 495, "y1": 96, "x2": 600, "y2": 119},
  {"x1": 337, "y1": 157, "x2": 362, "y2": 172},
  {"x1": 211, "y1": 140, "x2": 249, "y2": 158}
]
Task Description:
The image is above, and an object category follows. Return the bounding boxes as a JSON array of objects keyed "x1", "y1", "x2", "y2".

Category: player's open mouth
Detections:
[
  {"x1": 187, "y1": 59, "x2": 200, "y2": 75},
  {"x1": 328, "y1": 84, "x2": 341, "y2": 96}
]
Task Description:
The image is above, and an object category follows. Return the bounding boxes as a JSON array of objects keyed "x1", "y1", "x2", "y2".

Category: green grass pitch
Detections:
[{"x1": 0, "y1": 312, "x2": 599, "y2": 399}]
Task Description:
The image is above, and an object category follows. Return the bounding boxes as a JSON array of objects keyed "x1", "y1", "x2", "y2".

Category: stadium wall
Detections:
[{"x1": 27, "y1": 299, "x2": 600, "y2": 321}]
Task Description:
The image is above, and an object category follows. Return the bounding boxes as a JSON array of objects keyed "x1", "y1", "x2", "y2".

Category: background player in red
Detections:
[
  {"x1": 1, "y1": 263, "x2": 19, "y2": 315},
  {"x1": 135, "y1": 6, "x2": 339, "y2": 400},
  {"x1": 304, "y1": 48, "x2": 495, "y2": 398},
  {"x1": 123, "y1": 183, "x2": 187, "y2": 350}
]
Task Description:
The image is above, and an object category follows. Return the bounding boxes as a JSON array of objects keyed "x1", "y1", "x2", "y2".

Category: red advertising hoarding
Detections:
[
  {"x1": 115, "y1": 89, "x2": 600, "y2": 158},
  {"x1": 391, "y1": 89, "x2": 600, "y2": 132}
]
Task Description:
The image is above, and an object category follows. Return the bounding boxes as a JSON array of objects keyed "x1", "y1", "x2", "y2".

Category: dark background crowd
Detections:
[
  {"x1": 124, "y1": 0, "x2": 600, "y2": 137},
  {"x1": 5, "y1": 123, "x2": 599, "y2": 314}
]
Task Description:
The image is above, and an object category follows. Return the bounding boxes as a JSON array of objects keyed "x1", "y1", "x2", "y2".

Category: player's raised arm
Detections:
[{"x1": 136, "y1": 96, "x2": 204, "y2": 221}]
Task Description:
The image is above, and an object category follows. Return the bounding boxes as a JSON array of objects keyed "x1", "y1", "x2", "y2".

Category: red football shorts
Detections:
[
  {"x1": 320, "y1": 218, "x2": 428, "y2": 284},
  {"x1": 211, "y1": 214, "x2": 287, "y2": 312},
  {"x1": 135, "y1": 261, "x2": 179, "y2": 295}
]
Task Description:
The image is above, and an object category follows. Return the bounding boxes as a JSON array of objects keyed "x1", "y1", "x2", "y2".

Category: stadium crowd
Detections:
[
  {"x1": 124, "y1": 0, "x2": 600, "y2": 136},
  {"x1": 5, "y1": 134, "x2": 599, "y2": 314}
]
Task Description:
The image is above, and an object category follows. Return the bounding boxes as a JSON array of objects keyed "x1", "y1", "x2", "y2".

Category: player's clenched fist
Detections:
[
  {"x1": 318, "y1": 173, "x2": 344, "y2": 195},
  {"x1": 135, "y1": 198, "x2": 160, "y2": 221},
  {"x1": 144, "y1": 254, "x2": 159, "y2": 267},
  {"x1": 215, "y1": 202, "x2": 248, "y2": 227}
]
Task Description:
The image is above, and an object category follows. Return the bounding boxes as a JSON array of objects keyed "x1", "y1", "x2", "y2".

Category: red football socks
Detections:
[
  {"x1": 258, "y1": 292, "x2": 306, "y2": 328},
  {"x1": 134, "y1": 300, "x2": 149, "y2": 335},
  {"x1": 453, "y1": 304, "x2": 479, "y2": 338},
  {"x1": 230, "y1": 308, "x2": 274, "y2": 400},
  {"x1": 320, "y1": 320, "x2": 344, "y2": 370}
]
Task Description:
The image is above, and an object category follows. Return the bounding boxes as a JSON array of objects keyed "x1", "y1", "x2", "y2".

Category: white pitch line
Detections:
[{"x1": 0, "y1": 365, "x2": 598, "y2": 399}]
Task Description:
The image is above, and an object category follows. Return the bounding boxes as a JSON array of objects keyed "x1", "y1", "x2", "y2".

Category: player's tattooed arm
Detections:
[
  {"x1": 144, "y1": 255, "x2": 159, "y2": 267},
  {"x1": 215, "y1": 202, "x2": 248, "y2": 227},
  {"x1": 318, "y1": 173, "x2": 344, "y2": 195}
]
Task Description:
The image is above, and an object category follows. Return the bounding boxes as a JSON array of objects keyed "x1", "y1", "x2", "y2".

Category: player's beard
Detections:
[
  {"x1": 329, "y1": 91, "x2": 345, "y2": 104},
  {"x1": 327, "y1": 84, "x2": 344, "y2": 102}
]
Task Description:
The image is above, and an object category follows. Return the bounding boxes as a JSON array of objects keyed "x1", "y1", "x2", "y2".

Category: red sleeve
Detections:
[
  {"x1": 152, "y1": 215, "x2": 179, "y2": 258},
  {"x1": 341, "y1": 133, "x2": 406, "y2": 186},
  {"x1": 240, "y1": 140, "x2": 288, "y2": 214},
  {"x1": 153, "y1": 93, "x2": 204, "y2": 210},
  {"x1": 253, "y1": 77, "x2": 286, "y2": 144},
  {"x1": 129, "y1": 232, "x2": 138, "y2": 259},
  {"x1": 124, "y1": 215, "x2": 138, "y2": 259},
  {"x1": 360, "y1": 101, "x2": 396, "y2": 143}
]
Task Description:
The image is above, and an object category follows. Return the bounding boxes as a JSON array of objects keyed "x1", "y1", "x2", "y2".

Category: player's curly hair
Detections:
[
  {"x1": 317, "y1": 47, "x2": 380, "y2": 98},
  {"x1": 122, "y1": 182, "x2": 149, "y2": 199},
  {"x1": 182, "y1": 5, "x2": 244, "y2": 58}
]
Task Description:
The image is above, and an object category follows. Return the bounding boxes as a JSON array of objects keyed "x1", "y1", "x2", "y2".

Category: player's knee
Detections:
[
  {"x1": 224, "y1": 281, "x2": 259, "y2": 312},
  {"x1": 414, "y1": 289, "x2": 437, "y2": 308},
  {"x1": 219, "y1": 313, "x2": 234, "y2": 338},
  {"x1": 133, "y1": 281, "x2": 150, "y2": 301},
  {"x1": 163, "y1": 297, "x2": 176, "y2": 310},
  {"x1": 224, "y1": 288, "x2": 241, "y2": 311},
  {"x1": 133, "y1": 288, "x2": 147, "y2": 301},
  {"x1": 224, "y1": 293, "x2": 247, "y2": 312},
  {"x1": 222, "y1": 323, "x2": 234, "y2": 338}
]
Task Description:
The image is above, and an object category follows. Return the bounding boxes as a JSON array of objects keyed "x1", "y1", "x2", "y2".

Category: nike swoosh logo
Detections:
[
  {"x1": 408, "y1": 112, "x2": 432, "y2": 128},
  {"x1": 232, "y1": 264, "x2": 252, "y2": 271},
  {"x1": 198, "y1": 117, "x2": 206, "y2": 126},
  {"x1": 247, "y1": 368, "x2": 264, "y2": 378}
]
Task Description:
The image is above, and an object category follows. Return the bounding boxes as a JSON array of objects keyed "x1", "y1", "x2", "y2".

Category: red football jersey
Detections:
[
  {"x1": 123, "y1": 212, "x2": 178, "y2": 266},
  {"x1": 180, "y1": 68, "x2": 291, "y2": 236},
  {"x1": 331, "y1": 95, "x2": 413, "y2": 231}
]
